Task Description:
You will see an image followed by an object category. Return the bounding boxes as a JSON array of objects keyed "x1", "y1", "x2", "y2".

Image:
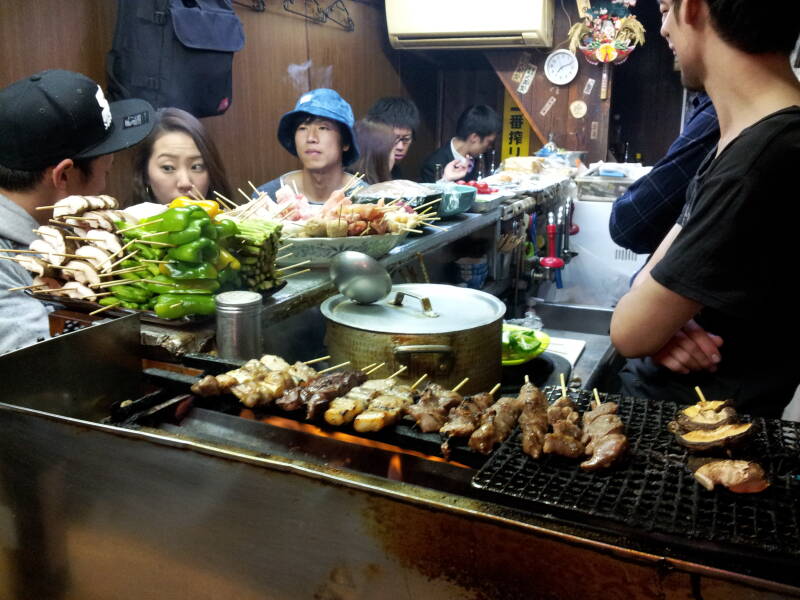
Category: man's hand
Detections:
[
  {"x1": 652, "y1": 319, "x2": 723, "y2": 374},
  {"x1": 442, "y1": 157, "x2": 472, "y2": 182}
]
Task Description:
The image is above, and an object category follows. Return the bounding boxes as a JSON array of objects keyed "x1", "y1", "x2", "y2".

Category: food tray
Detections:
[
  {"x1": 277, "y1": 232, "x2": 408, "y2": 267},
  {"x1": 28, "y1": 282, "x2": 286, "y2": 326},
  {"x1": 472, "y1": 387, "x2": 800, "y2": 565}
]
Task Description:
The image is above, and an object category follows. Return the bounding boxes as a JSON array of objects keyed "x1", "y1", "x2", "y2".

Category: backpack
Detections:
[{"x1": 107, "y1": 0, "x2": 245, "y2": 118}]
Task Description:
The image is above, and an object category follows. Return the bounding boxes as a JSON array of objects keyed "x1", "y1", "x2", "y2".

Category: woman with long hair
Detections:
[
  {"x1": 351, "y1": 119, "x2": 396, "y2": 185},
  {"x1": 131, "y1": 107, "x2": 232, "y2": 204}
]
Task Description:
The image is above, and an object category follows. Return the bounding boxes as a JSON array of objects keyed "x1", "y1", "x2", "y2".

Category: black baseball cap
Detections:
[{"x1": 0, "y1": 69, "x2": 155, "y2": 171}]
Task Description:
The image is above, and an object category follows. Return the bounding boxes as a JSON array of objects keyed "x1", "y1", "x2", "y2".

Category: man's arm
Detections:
[
  {"x1": 611, "y1": 224, "x2": 703, "y2": 356},
  {"x1": 608, "y1": 99, "x2": 719, "y2": 254}
]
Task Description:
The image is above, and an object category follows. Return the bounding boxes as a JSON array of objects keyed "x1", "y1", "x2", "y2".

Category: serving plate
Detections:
[{"x1": 277, "y1": 232, "x2": 408, "y2": 268}]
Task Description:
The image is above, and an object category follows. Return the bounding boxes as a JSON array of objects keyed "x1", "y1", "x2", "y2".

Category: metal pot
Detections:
[{"x1": 321, "y1": 283, "x2": 504, "y2": 395}]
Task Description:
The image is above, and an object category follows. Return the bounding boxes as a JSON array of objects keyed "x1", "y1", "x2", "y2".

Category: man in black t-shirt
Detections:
[{"x1": 610, "y1": 0, "x2": 800, "y2": 417}]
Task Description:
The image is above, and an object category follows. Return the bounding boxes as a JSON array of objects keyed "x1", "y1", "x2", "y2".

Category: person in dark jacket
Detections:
[{"x1": 420, "y1": 105, "x2": 500, "y2": 183}]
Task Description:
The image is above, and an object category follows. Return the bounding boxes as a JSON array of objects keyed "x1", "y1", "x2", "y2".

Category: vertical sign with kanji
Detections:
[{"x1": 501, "y1": 90, "x2": 531, "y2": 161}]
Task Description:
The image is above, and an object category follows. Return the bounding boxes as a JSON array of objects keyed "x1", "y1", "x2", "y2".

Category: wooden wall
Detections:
[{"x1": 0, "y1": 1, "x2": 406, "y2": 204}]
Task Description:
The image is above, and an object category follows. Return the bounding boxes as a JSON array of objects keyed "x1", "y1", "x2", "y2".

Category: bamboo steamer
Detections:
[{"x1": 321, "y1": 284, "x2": 503, "y2": 395}]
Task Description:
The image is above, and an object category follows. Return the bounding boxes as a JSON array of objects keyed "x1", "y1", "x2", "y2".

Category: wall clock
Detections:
[{"x1": 544, "y1": 49, "x2": 579, "y2": 86}]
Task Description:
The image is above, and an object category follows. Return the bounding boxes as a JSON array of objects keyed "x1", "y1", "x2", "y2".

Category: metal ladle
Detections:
[{"x1": 329, "y1": 251, "x2": 392, "y2": 304}]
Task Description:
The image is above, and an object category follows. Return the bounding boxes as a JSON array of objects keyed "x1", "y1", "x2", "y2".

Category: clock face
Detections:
[{"x1": 544, "y1": 49, "x2": 579, "y2": 86}]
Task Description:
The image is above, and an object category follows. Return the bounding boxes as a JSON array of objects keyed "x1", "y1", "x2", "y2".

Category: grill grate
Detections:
[{"x1": 472, "y1": 387, "x2": 800, "y2": 559}]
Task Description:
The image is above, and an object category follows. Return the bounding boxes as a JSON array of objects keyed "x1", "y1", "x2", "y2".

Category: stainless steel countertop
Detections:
[{"x1": 543, "y1": 327, "x2": 615, "y2": 390}]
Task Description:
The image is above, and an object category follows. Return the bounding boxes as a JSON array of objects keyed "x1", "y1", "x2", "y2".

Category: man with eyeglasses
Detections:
[{"x1": 366, "y1": 97, "x2": 419, "y2": 179}]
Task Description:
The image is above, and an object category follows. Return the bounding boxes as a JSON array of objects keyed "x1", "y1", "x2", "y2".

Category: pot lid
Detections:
[{"x1": 321, "y1": 283, "x2": 505, "y2": 334}]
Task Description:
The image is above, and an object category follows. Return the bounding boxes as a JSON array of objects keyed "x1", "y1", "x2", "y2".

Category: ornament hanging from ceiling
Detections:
[{"x1": 567, "y1": 0, "x2": 646, "y2": 65}]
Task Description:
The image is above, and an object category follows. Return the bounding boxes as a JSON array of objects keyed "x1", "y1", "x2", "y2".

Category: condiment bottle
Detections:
[{"x1": 215, "y1": 290, "x2": 263, "y2": 360}]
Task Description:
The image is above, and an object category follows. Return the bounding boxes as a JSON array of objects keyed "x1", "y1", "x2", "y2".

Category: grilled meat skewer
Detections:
[
  {"x1": 580, "y1": 401, "x2": 628, "y2": 471},
  {"x1": 404, "y1": 383, "x2": 463, "y2": 433},
  {"x1": 469, "y1": 396, "x2": 524, "y2": 454},
  {"x1": 353, "y1": 384, "x2": 414, "y2": 432},
  {"x1": 517, "y1": 384, "x2": 549, "y2": 459}
]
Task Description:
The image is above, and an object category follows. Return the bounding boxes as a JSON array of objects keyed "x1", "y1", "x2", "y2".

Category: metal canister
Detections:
[{"x1": 215, "y1": 291, "x2": 263, "y2": 361}]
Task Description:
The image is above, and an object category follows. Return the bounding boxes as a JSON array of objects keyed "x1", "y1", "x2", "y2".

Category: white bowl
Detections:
[{"x1": 277, "y1": 232, "x2": 408, "y2": 267}]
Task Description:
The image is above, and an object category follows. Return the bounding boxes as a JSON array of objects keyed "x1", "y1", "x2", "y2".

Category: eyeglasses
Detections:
[{"x1": 394, "y1": 135, "x2": 413, "y2": 145}]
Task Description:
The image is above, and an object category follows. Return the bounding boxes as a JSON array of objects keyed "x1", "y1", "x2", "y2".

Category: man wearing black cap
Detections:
[{"x1": 0, "y1": 69, "x2": 154, "y2": 354}]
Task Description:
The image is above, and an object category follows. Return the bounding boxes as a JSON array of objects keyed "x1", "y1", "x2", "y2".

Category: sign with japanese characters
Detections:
[{"x1": 501, "y1": 90, "x2": 531, "y2": 160}]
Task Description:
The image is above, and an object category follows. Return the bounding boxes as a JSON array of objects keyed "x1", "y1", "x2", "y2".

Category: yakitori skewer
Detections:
[
  {"x1": 360, "y1": 362, "x2": 377, "y2": 372},
  {"x1": 279, "y1": 268, "x2": 310, "y2": 279},
  {"x1": 451, "y1": 377, "x2": 470, "y2": 393},
  {"x1": 317, "y1": 360, "x2": 351, "y2": 374},
  {"x1": 116, "y1": 220, "x2": 161, "y2": 234},
  {"x1": 489, "y1": 383, "x2": 501, "y2": 397},
  {"x1": 107, "y1": 250, "x2": 140, "y2": 271},
  {"x1": 89, "y1": 303, "x2": 120, "y2": 316},
  {"x1": 387, "y1": 365, "x2": 408, "y2": 379},
  {"x1": 410, "y1": 373, "x2": 428, "y2": 391},
  {"x1": 0, "y1": 248, "x2": 83, "y2": 259},
  {"x1": 364, "y1": 362, "x2": 386, "y2": 375},
  {"x1": 213, "y1": 190, "x2": 238, "y2": 209},
  {"x1": 91, "y1": 278, "x2": 176, "y2": 289},
  {"x1": 593, "y1": 388, "x2": 602, "y2": 408},
  {"x1": 303, "y1": 354, "x2": 331, "y2": 365},
  {"x1": 99, "y1": 266, "x2": 148, "y2": 278},
  {"x1": 694, "y1": 386, "x2": 707, "y2": 403},
  {"x1": 7, "y1": 283, "x2": 49, "y2": 292}
]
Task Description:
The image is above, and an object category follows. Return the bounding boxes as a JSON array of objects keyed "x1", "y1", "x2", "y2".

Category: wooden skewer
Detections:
[
  {"x1": 410, "y1": 373, "x2": 428, "y2": 391},
  {"x1": 89, "y1": 303, "x2": 120, "y2": 316},
  {"x1": 0, "y1": 248, "x2": 83, "y2": 259},
  {"x1": 303, "y1": 355, "x2": 331, "y2": 365},
  {"x1": 92, "y1": 278, "x2": 174, "y2": 289},
  {"x1": 139, "y1": 231, "x2": 168, "y2": 239},
  {"x1": 387, "y1": 365, "x2": 408, "y2": 380},
  {"x1": 364, "y1": 362, "x2": 386, "y2": 375},
  {"x1": 64, "y1": 236, "x2": 107, "y2": 242},
  {"x1": 92, "y1": 292, "x2": 114, "y2": 298},
  {"x1": 238, "y1": 188, "x2": 254, "y2": 204},
  {"x1": 291, "y1": 180, "x2": 300, "y2": 197},
  {"x1": 134, "y1": 239, "x2": 175, "y2": 247},
  {"x1": 489, "y1": 383, "x2": 501, "y2": 397},
  {"x1": 422, "y1": 222, "x2": 446, "y2": 231},
  {"x1": 280, "y1": 268, "x2": 310, "y2": 279},
  {"x1": 7, "y1": 283, "x2": 49, "y2": 292},
  {"x1": 34, "y1": 204, "x2": 58, "y2": 210},
  {"x1": 48, "y1": 219, "x2": 70, "y2": 226},
  {"x1": 61, "y1": 216, "x2": 94, "y2": 221},
  {"x1": 100, "y1": 239, "x2": 136, "y2": 266},
  {"x1": 276, "y1": 252, "x2": 294, "y2": 261},
  {"x1": 451, "y1": 377, "x2": 470, "y2": 394},
  {"x1": 99, "y1": 266, "x2": 148, "y2": 278},
  {"x1": 107, "y1": 250, "x2": 140, "y2": 272},
  {"x1": 139, "y1": 258, "x2": 169, "y2": 264},
  {"x1": 189, "y1": 185, "x2": 206, "y2": 202},
  {"x1": 281, "y1": 259, "x2": 311, "y2": 270},
  {"x1": 694, "y1": 386, "x2": 707, "y2": 404},
  {"x1": 360, "y1": 362, "x2": 377, "y2": 372},
  {"x1": 247, "y1": 181, "x2": 262, "y2": 197},
  {"x1": 317, "y1": 360, "x2": 351, "y2": 374},
  {"x1": 524, "y1": 375, "x2": 531, "y2": 384},
  {"x1": 593, "y1": 388, "x2": 602, "y2": 408},
  {"x1": 414, "y1": 198, "x2": 442, "y2": 211},
  {"x1": 402, "y1": 228, "x2": 424, "y2": 234},
  {"x1": 116, "y1": 218, "x2": 162, "y2": 234},
  {"x1": 213, "y1": 192, "x2": 237, "y2": 211},
  {"x1": 0, "y1": 256, "x2": 31, "y2": 263},
  {"x1": 560, "y1": 373, "x2": 567, "y2": 398}
]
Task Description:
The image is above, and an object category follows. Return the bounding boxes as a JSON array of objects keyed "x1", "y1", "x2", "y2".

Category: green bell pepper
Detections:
[
  {"x1": 154, "y1": 293, "x2": 216, "y2": 319},
  {"x1": 214, "y1": 219, "x2": 238, "y2": 240},
  {"x1": 167, "y1": 237, "x2": 219, "y2": 263},
  {"x1": 112, "y1": 284, "x2": 152, "y2": 304},
  {"x1": 159, "y1": 261, "x2": 218, "y2": 280}
]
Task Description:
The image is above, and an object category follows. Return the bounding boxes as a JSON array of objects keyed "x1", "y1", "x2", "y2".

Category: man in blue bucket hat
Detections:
[{"x1": 255, "y1": 89, "x2": 364, "y2": 203}]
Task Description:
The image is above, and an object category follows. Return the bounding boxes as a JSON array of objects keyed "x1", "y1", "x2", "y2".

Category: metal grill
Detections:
[{"x1": 472, "y1": 387, "x2": 800, "y2": 559}]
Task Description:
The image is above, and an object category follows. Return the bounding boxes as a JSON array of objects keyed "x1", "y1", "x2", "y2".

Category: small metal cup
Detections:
[{"x1": 216, "y1": 291, "x2": 263, "y2": 360}]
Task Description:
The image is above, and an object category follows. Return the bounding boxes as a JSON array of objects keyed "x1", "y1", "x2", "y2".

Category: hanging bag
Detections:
[{"x1": 107, "y1": 0, "x2": 245, "y2": 118}]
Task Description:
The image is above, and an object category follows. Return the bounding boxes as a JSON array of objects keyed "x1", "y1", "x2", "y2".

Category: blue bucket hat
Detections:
[{"x1": 277, "y1": 88, "x2": 360, "y2": 167}]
